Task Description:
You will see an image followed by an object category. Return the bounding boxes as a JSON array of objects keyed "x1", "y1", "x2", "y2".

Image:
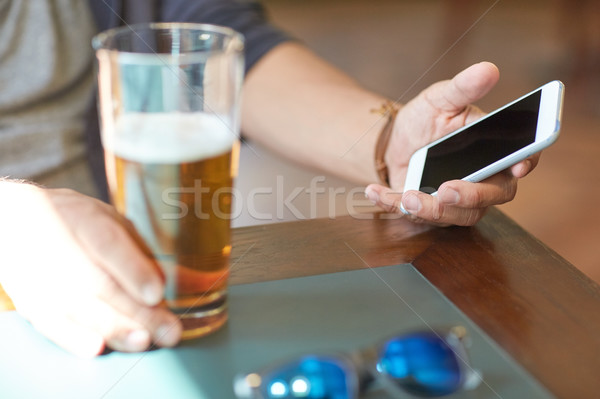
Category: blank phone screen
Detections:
[{"x1": 419, "y1": 89, "x2": 541, "y2": 193}]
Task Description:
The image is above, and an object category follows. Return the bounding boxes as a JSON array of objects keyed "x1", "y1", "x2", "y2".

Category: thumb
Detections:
[{"x1": 426, "y1": 62, "x2": 500, "y2": 113}]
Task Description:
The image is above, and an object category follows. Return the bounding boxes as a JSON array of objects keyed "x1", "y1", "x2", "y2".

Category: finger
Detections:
[
  {"x1": 436, "y1": 174, "x2": 518, "y2": 209},
  {"x1": 425, "y1": 62, "x2": 500, "y2": 114},
  {"x1": 99, "y1": 300, "x2": 182, "y2": 350},
  {"x1": 88, "y1": 268, "x2": 182, "y2": 348},
  {"x1": 66, "y1": 299, "x2": 152, "y2": 353},
  {"x1": 510, "y1": 153, "x2": 541, "y2": 178},
  {"x1": 365, "y1": 184, "x2": 405, "y2": 214},
  {"x1": 401, "y1": 190, "x2": 487, "y2": 226},
  {"x1": 75, "y1": 211, "x2": 165, "y2": 307}
]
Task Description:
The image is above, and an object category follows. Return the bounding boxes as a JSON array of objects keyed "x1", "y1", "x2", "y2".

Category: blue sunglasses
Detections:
[{"x1": 233, "y1": 326, "x2": 481, "y2": 399}]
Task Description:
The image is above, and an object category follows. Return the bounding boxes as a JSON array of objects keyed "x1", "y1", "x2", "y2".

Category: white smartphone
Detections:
[{"x1": 403, "y1": 80, "x2": 564, "y2": 198}]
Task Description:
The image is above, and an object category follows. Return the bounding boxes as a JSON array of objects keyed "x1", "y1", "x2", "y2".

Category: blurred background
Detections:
[{"x1": 260, "y1": 0, "x2": 600, "y2": 283}]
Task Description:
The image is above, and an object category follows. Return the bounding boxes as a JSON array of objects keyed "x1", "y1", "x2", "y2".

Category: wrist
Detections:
[{"x1": 372, "y1": 101, "x2": 400, "y2": 186}]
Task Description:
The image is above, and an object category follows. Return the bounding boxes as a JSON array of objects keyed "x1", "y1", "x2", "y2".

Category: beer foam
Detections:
[{"x1": 107, "y1": 112, "x2": 236, "y2": 164}]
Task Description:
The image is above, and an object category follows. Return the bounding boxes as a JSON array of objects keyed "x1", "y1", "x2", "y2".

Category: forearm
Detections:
[{"x1": 241, "y1": 42, "x2": 393, "y2": 185}]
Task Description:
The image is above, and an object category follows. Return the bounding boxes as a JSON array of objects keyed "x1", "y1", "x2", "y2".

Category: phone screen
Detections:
[{"x1": 418, "y1": 89, "x2": 542, "y2": 193}]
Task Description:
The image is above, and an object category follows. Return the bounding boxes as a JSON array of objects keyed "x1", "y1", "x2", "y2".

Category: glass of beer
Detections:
[{"x1": 93, "y1": 23, "x2": 244, "y2": 339}]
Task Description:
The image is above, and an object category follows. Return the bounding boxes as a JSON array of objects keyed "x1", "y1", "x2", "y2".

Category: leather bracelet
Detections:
[{"x1": 372, "y1": 100, "x2": 399, "y2": 186}]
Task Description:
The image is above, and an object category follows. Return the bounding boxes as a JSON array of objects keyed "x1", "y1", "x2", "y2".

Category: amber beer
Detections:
[{"x1": 104, "y1": 112, "x2": 239, "y2": 338}]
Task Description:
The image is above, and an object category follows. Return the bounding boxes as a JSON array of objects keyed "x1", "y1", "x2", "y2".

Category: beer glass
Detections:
[{"x1": 93, "y1": 23, "x2": 244, "y2": 339}]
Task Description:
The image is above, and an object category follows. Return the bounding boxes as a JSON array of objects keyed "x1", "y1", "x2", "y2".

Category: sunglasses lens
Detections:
[
  {"x1": 376, "y1": 332, "x2": 462, "y2": 396},
  {"x1": 257, "y1": 355, "x2": 355, "y2": 399}
]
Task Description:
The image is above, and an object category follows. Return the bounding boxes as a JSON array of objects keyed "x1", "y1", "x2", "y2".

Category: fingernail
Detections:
[
  {"x1": 124, "y1": 329, "x2": 150, "y2": 351},
  {"x1": 142, "y1": 282, "x2": 163, "y2": 306},
  {"x1": 440, "y1": 187, "x2": 460, "y2": 205},
  {"x1": 402, "y1": 194, "x2": 421, "y2": 214},
  {"x1": 364, "y1": 188, "x2": 379, "y2": 204},
  {"x1": 155, "y1": 320, "x2": 182, "y2": 347}
]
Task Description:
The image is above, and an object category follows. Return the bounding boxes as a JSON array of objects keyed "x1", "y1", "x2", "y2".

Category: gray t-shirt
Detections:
[{"x1": 0, "y1": 0, "x2": 96, "y2": 181}]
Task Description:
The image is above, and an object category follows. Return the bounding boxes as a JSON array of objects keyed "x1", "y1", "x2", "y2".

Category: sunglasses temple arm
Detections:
[{"x1": 446, "y1": 330, "x2": 483, "y2": 391}]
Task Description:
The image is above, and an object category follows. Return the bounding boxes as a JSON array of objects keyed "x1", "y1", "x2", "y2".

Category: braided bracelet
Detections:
[{"x1": 372, "y1": 100, "x2": 399, "y2": 186}]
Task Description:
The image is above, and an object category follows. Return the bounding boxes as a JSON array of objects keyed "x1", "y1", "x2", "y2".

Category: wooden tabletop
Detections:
[
  {"x1": 228, "y1": 207, "x2": 600, "y2": 399},
  {"x1": 1, "y1": 207, "x2": 598, "y2": 398}
]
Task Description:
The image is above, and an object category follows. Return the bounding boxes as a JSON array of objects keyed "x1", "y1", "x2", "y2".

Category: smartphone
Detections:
[{"x1": 403, "y1": 80, "x2": 564, "y2": 198}]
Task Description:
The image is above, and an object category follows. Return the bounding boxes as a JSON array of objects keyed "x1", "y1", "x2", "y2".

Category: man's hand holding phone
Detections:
[{"x1": 365, "y1": 62, "x2": 548, "y2": 226}]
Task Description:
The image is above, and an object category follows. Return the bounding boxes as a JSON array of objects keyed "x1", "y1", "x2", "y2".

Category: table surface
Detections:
[{"x1": 2, "y1": 207, "x2": 599, "y2": 398}]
